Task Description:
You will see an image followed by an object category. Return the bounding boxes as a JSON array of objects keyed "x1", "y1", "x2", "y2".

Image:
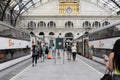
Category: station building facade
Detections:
[{"x1": 18, "y1": 0, "x2": 120, "y2": 44}]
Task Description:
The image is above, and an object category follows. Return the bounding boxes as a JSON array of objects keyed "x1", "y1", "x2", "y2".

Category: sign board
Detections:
[{"x1": 55, "y1": 38, "x2": 64, "y2": 49}]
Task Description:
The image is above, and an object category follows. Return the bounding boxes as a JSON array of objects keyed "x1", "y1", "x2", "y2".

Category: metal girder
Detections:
[
  {"x1": 13, "y1": 0, "x2": 32, "y2": 27},
  {"x1": 31, "y1": 0, "x2": 35, "y2": 5},
  {"x1": 1, "y1": 0, "x2": 12, "y2": 21},
  {"x1": 10, "y1": 1, "x2": 20, "y2": 25},
  {"x1": 20, "y1": 0, "x2": 41, "y2": 14},
  {"x1": 9, "y1": 0, "x2": 36, "y2": 27},
  {"x1": 0, "y1": 3, "x2": 4, "y2": 11},
  {"x1": 111, "y1": 0, "x2": 120, "y2": 8},
  {"x1": 111, "y1": 0, "x2": 120, "y2": 15}
]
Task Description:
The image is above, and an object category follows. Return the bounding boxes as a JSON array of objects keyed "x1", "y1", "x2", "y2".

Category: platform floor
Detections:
[{"x1": 8, "y1": 52, "x2": 104, "y2": 80}]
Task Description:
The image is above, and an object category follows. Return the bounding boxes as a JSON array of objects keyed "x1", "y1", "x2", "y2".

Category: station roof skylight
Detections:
[
  {"x1": 86, "y1": 0, "x2": 120, "y2": 15},
  {"x1": 1, "y1": 0, "x2": 119, "y2": 15}
]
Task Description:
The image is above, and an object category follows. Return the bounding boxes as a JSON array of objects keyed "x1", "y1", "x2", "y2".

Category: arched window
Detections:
[
  {"x1": 38, "y1": 21, "x2": 46, "y2": 28},
  {"x1": 65, "y1": 21, "x2": 73, "y2": 28},
  {"x1": 28, "y1": 21, "x2": 36, "y2": 28},
  {"x1": 65, "y1": 32, "x2": 73, "y2": 38},
  {"x1": 49, "y1": 32, "x2": 54, "y2": 35},
  {"x1": 47, "y1": 21, "x2": 56, "y2": 28},
  {"x1": 83, "y1": 21, "x2": 91, "y2": 28},
  {"x1": 92, "y1": 21, "x2": 101, "y2": 28},
  {"x1": 102, "y1": 21, "x2": 110, "y2": 27},
  {"x1": 39, "y1": 32, "x2": 44, "y2": 35}
]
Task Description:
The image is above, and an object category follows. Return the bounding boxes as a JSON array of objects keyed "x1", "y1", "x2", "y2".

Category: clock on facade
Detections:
[{"x1": 66, "y1": 7, "x2": 72, "y2": 14}]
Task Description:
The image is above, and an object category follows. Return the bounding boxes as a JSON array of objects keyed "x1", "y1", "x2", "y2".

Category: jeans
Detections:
[
  {"x1": 72, "y1": 52, "x2": 76, "y2": 61},
  {"x1": 67, "y1": 51, "x2": 71, "y2": 60},
  {"x1": 32, "y1": 55, "x2": 37, "y2": 64},
  {"x1": 113, "y1": 74, "x2": 120, "y2": 80},
  {"x1": 41, "y1": 53, "x2": 45, "y2": 62}
]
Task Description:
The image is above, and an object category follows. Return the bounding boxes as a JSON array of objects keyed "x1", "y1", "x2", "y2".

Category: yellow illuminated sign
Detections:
[{"x1": 59, "y1": 2, "x2": 79, "y2": 14}]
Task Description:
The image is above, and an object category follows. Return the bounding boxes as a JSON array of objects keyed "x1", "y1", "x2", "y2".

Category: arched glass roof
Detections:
[
  {"x1": 0, "y1": 0, "x2": 120, "y2": 14},
  {"x1": 9, "y1": 0, "x2": 41, "y2": 14},
  {"x1": 1, "y1": 0, "x2": 120, "y2": 15},
  {"x1": 0, "y1": 0, "x2": 42, "y2": 26},
  {"x1": 86, "y1": 0, "x2": 120, "y2": 15},
  {"x1": 0, "y1": 0, "x2": 120, "y2": 27}
]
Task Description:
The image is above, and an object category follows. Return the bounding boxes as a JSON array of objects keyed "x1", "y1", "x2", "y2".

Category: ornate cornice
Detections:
[
  {"x1": 20, "y1": 15, "x2": 120, "y2": 19},
  {"x1": 59, "y1": 0, "x2": 79, "y2": 3}
]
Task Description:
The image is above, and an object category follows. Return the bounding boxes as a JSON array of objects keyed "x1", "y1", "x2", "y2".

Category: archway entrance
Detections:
[
  {"x1": 39, "y1": 32, "x2": 44, "y2": 35},
  {"x1": 65, "y1": 32, "x2": 73, "y2": 48}
]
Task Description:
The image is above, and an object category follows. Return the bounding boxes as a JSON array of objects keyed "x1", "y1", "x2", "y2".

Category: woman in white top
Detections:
[
  {"x1": 52, "y1": 44, "x2": 55, "y2": 59},
  {"x1": 71, "y1": 45, "x2": 77, "y2": 61}
]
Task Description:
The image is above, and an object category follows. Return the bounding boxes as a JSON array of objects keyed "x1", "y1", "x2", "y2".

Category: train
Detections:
[
  {"x1": 0, "y1": 21, "x2": 31, "y2": 70},
  {"x1": 76, "y1": 21, "x2": 120, "y2": 62}
]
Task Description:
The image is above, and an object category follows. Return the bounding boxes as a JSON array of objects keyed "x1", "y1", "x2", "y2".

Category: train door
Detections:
[
  {"x1": 76, "y1": 39, "x2": 83, "y2": 55},
  {"x1": 83, "y1": 39, "x2": 89, "y2": 57}
]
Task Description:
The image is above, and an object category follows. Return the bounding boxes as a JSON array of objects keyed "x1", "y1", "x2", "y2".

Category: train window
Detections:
[
  {"x1": 0, "y1": 26, "x2": 14, "y2": 37},
  {"x1": 89, "y1": 22, "x2": 119, "y2": 41},
  {"x1": 107, "y1": 27, "x2": 113, "y2": 37},
  {"x1": 116, "y1": 25, "x2": 120, "y2": 30},
  {"x1": 114, "y1": 25, "x2": 120, "y2": 36}
]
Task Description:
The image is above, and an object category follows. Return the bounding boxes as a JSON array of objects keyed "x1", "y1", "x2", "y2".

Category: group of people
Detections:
[
  {"x1": 66, "y1": 44, "x2": 77, "y2": 61},
  {"x1": 32, "y1": 42, "x2": 77, "y2": 66},
  {"x1": 31, "y1": 42, "x2": 49, "y2": 66},
  {"x1": 31, "y1": 39, "x2": 120, "y2": 80}
]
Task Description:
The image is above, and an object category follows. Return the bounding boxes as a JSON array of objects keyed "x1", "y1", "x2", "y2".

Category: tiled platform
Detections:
[{"x1": 9, "y1": 52, "x2": 104, "y2": 80}]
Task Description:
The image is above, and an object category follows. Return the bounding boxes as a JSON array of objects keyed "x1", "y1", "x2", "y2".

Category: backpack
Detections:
[
  {"x1": 67, "y1": 46, "x2": 71, "y2": 51},
  {"x1": 32, "y1": 47, "x2": 38, "y2": 55},
  {"x1": 45, "y1": 46, "x2": 49, "y2": 54}
]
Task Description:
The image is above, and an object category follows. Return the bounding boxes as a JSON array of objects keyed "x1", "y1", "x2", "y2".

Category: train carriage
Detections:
[
  {"x1": 76, "y1": 32, "x2": 89, "y2": 57},
  {"x1": 0, "y1": 21, "x2": 31, "y2": 64},
  {"x1": 89, "y1": 21, "x2": 120, "y2": 58}
]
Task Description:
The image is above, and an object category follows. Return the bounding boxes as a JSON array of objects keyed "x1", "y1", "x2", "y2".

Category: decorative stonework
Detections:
[
  {"x1": 59, "y1": 0, "x2": 79, "y2": 3},
  {"x1": 59, "y1": 0, "x2": 79, "y2": 14},
  {"x1": 19, "y1": 0, "x2": 120, "y2": 44}
]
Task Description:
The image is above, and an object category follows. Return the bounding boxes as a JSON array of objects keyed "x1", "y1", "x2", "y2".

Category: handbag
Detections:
[{"x1": 101, "y1": 70, "x2": 112, "y2": 80}]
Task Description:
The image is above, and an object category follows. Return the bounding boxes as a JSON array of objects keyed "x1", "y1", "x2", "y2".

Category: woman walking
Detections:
[
  {"x1": 32, "y1": 45, "x2": 38, "y2": 66},
  {"x1": 71, "y1": 45, "x2": 77, "y2": 61}
]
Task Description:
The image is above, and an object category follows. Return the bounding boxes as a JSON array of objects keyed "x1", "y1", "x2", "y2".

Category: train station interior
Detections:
[{"x1": 0, "y1": 0, "x2": 120, "y2": 80}]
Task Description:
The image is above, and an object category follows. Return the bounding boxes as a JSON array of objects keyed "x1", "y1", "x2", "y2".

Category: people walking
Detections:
[
  {"x1": 45, "y1": 43, "x2": 49, "y2": 57},
  {"x1": 38, "y1": 45, "x2": 43, "y2": 61},
  {"x1": 71, "y1": 45, "x2": 77, "y2": 61},
  {"x1": 52, "y1": 44, "x2": 55, "y2": 59},
  {"x1": 41, "y1": 45, "x2": 46, "y2": 62},
  {"x1": 32, "y1": 45, "x2": 38, "y2": 66},
  {"x1": 104, "y1": 39, "x2": 120, "y2": 80},
  {"x1": 67, "y1": 45, "x2": 72, "y2": 60}
]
